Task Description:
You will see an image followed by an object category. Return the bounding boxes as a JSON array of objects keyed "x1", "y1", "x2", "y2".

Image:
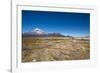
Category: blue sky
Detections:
[{"x1": 22, "y1": 10, "x2": 90, "y2": 37}]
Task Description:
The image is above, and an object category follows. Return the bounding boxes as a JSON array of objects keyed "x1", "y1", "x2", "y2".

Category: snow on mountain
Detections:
[{"x1": 32, "y1": 28, "x2": 46, "y2": 35}]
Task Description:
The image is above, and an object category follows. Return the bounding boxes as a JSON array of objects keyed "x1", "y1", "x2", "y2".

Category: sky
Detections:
[{"x1": 22, "y1": 10, "x2": 90, "y2": 37}]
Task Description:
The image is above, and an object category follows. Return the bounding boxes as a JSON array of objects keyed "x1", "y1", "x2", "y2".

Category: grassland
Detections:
[{"x1": 22, "y1": 37, "x2": 90, "y2": 62}]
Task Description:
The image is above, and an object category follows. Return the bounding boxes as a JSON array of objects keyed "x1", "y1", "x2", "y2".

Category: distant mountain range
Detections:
[
  {"x1": 22, "y1": 28, "x2": 65, "y2": 37},
  {"x1": 22, "y1": 28, "x2": 90, "y2": 39}
]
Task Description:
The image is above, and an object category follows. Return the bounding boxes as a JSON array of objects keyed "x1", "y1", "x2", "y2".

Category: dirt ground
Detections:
[{"x1": 22, "y1": 37, "x2": 90, "y2": 62}]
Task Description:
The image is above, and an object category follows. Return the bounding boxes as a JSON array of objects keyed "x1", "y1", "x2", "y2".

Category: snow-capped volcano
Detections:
[
  {"x1": 32, "y1": 28, "x2": 46, "y2": 35},
  {"x1": 22, "y1": 28, "x2": 65, "y2": 37}
]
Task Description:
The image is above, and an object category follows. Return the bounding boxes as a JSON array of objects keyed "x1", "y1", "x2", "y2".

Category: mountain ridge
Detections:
[{"x1": 22, "y1": 28, "x2": 65, "y2": 37}]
